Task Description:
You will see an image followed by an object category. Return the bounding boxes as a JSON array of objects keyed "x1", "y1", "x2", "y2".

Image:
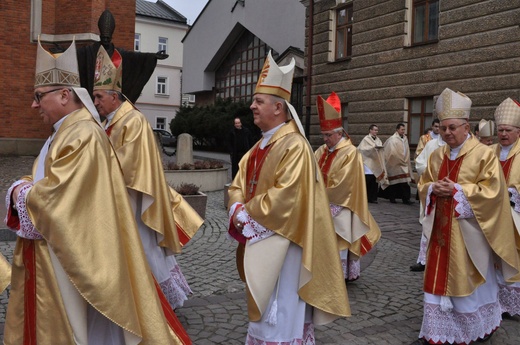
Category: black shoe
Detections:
[
  {"x1": 403, "y1": 200, "x2": 415, "y2": 205},
  {"x1": 409, "y1": 338, "x2": 428, "y2": 345},
  {"x1": 390, "y1": 199, "x2": 397, "y2": 204},
  {"x1": 368, "y1": 200, "x2": 378, "y2": 204},
  {"x1": 410, "y1": 263, "x2": 425, "y2": 272}
]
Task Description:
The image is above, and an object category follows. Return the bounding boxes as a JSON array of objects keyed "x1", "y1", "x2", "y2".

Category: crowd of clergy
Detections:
[{"x1": 1, "y1": 27, "x2": 520, "y2": 345}]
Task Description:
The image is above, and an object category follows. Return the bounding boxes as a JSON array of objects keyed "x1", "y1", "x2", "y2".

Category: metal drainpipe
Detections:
[{"x1": 305, "y1": 0, "x2": 314, "y2": 141}]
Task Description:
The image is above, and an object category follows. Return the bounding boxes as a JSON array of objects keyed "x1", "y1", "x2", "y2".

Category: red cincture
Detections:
[{"x1": 23, "y1": 239, "x2": 37, "y2": 345}]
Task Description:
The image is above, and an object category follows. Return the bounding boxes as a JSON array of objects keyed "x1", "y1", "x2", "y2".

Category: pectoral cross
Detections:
[{"x1": 248, "y1": 174, "x2": 258, "y2": 195}]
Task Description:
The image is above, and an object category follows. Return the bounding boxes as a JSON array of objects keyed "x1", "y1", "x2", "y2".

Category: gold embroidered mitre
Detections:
[
  {"x1": 93, "y1": 45, "x2": 122, "y2": 92},
  {"x1": 435, "y1": 88, "x2": 472, "y2": 121},
  {"x1": 317, "y1": 92, "x2": 343, "y2": 132},
  {"x1": 494, "y1": 98, "x2": 520, "y2": 128},
  {"x1": 254, "y1": 51, "x2": 295, "y2": 101},
  {"x1": 478, "y1": 119, "x2": 495, "y2": 137},
  {"x1": 35, "y1": 38, "x2": 80, "y2": 87}
]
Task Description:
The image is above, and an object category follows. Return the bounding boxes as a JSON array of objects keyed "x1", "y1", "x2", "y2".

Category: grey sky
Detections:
[{"x1": 163, "y1": 0, "x2": 209, "y2": 25}]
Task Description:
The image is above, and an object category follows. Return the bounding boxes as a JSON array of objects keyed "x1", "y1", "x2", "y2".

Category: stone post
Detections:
[{"x1": 176, "y1": 133, "x2": 194, "y2": 165}]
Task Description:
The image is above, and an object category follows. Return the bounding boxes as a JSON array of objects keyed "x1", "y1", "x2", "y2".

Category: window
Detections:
[
  {"x1": 412, "y1": 0, "x2": 439, "y2": 44},
  {"x1": 158, "y1": 37, "x2": 168, "y2": 53},
  {"x1": 134, "y1": 33, "x2": 141, "y2": 51},
  {"x1": 335, "y1": 3, "x2": 353, "y2": 60},
  {"x1": 156, "y1": 77, "x2": 167, "y2": 95},
  {"x1": 156, "y1": 117, "x2": 166, "y2": 130},
  {"x1": 408, "y1": 97, "x2": 434, "y2": 145},
  {"x1": 215, "y1": 30, "x2": 273, "y2": 103}
]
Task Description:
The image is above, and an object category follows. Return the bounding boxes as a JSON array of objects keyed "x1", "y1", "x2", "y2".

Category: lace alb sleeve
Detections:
[
  {"x1": 234, "y1": 207, "x2": 274, "y2": 245},
  {"x1": 15, "y1": 184, "x2": 44, "y2": 240},
  {"x1": 330, "y1": 203, "x2": 342, "y2": 217},
  {"x1": 453, "y1": 183, "x2": 475, "y2": 219}
]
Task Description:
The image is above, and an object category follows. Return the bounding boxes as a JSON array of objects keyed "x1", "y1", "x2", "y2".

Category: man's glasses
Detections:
[
  {"x1": 440, "y1": 123, "x2": 466, "y2": 132},
  {"x1": 33, "y1": 88, "x2": 64, "y2": 103}
]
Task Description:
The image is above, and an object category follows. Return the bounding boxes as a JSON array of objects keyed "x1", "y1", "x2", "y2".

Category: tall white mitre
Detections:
[
  {"x1": 34, "y1": 38, "x2": 80, "y2": 88},
  {"x1": 494, "y1": 98, "x2": 520, "y2": 128},
  {"x1": 435, "y1": 88, "x2": 472, "y2": 121}
]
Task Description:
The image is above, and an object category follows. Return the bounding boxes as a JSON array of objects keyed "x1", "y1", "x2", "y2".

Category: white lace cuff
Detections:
[
  {"x1": 236, "y1": 208, "x2": 274, "y2": 244},
  {"x1": 508, "y1": 187, "x2": 520, "y2": 213},
  {"x1": 16, "y1": 184, "x2": 43, "y2": 240},
  {"x1": 454, "y1": 183, "x2": 474, "y2": 219},
  {"x1": 4, "y1": 180, "x2": 26, "y2": 227},
  {"x1": 330, "y1": 203, "x2": 342, "y2": 217}
]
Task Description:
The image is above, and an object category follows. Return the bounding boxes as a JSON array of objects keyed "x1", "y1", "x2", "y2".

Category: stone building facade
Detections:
[
  {"x1": 0, "y1": 0, "x2": 135, "y2": 155},
  {"x1": 302, "y1": 0, "x2": 520, "y2": 147}
]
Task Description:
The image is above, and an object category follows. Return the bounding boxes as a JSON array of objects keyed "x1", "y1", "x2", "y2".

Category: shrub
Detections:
[{"x1": 174, "y1": 182, "x2": 201, "y2": 195}]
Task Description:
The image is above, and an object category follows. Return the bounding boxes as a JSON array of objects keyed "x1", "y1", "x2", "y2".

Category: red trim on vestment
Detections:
[
  {"x1": 6, "y1": 189, "x2": 20, "y2": 230},
  {"x1": 317, "y1": 149, "x2": 340, "y2": 185},
  {"x1": 175, "y1": 224, "x2": 191, "y2": 246},
  {"x1": 424, "y1": 155, "x2": 463, "y2": 295},
  {"x1": 105, "y1": 125, "x2": 113, "y2": 137},
  {"x1": 23, "y1": 239, "x2": 37, "y2": 345},
  {"x1": 501, "y1": 155, "x2": 515, "y2": 182},
  {"x1": 388, "y1": 173, "x2": 411, "y2": 181},
  {"x1": 153, "y1": 276, "x2": 192, "y2": 345},
  {"x1": 359, "y1": 235, "x2": 373, "y2": 256}
]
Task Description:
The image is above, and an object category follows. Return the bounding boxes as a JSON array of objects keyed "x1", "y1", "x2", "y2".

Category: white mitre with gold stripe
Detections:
[{"x1": 436, "y1": 88, "x2": 472, "y2": 121}]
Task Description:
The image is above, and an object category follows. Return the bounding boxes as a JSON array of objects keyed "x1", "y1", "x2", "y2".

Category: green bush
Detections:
[{"x1": 170, "y1": 98, "x2": 260, "y2": 151}]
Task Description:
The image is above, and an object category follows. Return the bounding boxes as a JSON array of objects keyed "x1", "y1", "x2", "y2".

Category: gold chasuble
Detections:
[
  {"x1": 5, "y1": 108, "x2": 184, "y2": 344},
  {"x1": 419, "y1": 136, "x2": 520, "y2": 297},
  {"x1": 106, "y1": 101, "x2": 203, "y2": 248},
  {"x1": 315, "y1": 139, "x2": 381, "y2": 257},
  {"x1": 229, "y1": 120, "x2": 351, "y2": 325}
]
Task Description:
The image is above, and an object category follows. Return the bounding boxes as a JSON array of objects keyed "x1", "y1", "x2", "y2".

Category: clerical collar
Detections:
[
  {"x1": 329, "y1": 137, "x2": 345, "y2": 152},
  {"x1": 371, "y1": 136, "x2": 377, "y2": 140},
  {"x1": 500, "y1": 143, "x2": 514, "y2": 161},
  {"x1": 260, "y1": 122, "x2": 285, "y2": 149},
  {"x1": 104, "y1": 103, "x2": 124, "y2": 129},
  {"x1": 52, "y1": 109, "x2": 82, "y2": 135},
  {"x1": 449, "y1": 133, "x2": 470, "y2": 159}
]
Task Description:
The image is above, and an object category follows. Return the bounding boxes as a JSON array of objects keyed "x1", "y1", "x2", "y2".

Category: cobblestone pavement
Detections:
[{"x1": 1, "y1": 154, "x2": 519, "y2": 344}]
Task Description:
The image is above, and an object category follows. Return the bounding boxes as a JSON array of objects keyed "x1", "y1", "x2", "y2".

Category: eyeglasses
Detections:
[
  {"x1": 33, "y1": 88, "x2": 64, "y2": 103},
  {"x1": 440, "y1": 123, "x2": 466, "y2": 132}
]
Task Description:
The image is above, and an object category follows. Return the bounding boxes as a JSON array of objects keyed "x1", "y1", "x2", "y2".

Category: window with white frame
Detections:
[
  {"x1": 158, "y1": 37, "x2": 168, "y2": 53},
  {"x1": 134, "y1": 33, "x2": 141, "y2": 51},
  {"x1": 156, "y1": 77, "x2": 168, "y2": 95},
  {"x1": 156, "y1": 117, "x2": 166, "y2": 130},
  {"x1": 411, "y1": 0, "x2": 439, "y2": 44}
]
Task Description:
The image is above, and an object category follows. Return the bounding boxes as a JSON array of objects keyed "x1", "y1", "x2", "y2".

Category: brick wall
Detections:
[
  {"x1": 305, "y1": 0, "x2": 520, "y2": 146},
  {"x1": 0, "y1": 0, "x2": 135, "y2": 144}
]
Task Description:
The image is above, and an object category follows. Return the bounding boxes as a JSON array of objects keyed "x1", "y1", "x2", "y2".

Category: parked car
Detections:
[{"x1": 153, "y1": 129, "x2": 177, "y2": 147}]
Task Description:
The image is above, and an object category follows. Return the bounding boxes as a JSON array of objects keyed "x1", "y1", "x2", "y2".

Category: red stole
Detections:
[
  {"x1": 245, "y1": 143, "x2": 273, "y2": 202},
  {"x1": 424, "y1": 155, "x2": 463, "y2": 295},
  {"x1": 317, "y1": 149, "x2": 339, "y2": 185},
  {"x1": 105, "y1": 125, "x2": 113, "y2": 137},
  {"x1": 501, "y1": 155, "x2": 515, "y2": 182},
  {"x1": 23, "y1": 239, "x2": 37, "y2": 345}
]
